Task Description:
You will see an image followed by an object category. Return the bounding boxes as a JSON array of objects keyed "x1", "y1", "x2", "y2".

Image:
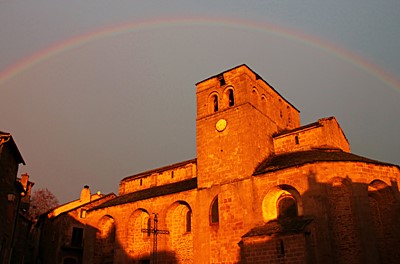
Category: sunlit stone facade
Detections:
[{"x1": 41, "y1": 65, "x2": 400, "y2": 264}]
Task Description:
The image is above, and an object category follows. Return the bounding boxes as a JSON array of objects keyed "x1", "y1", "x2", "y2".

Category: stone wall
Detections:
[
  {"x1": 83, "y1": 189, "x2": 197, "y2": 264},
  {"x1": 273, "y1": 117, "x2": 350, "y2": 155},
  {"x1": 119, "y1": 160, "x2": 197, "y2": 195},
  {"x1": 38, "y1": 65, "x2": 400, "y2": 264},
  {"x1": 241, "y1": 233, "x2": 308, "y2": 264},
  {"x1": 253, "y1": 162, "x2": 400, "y2": 264}
]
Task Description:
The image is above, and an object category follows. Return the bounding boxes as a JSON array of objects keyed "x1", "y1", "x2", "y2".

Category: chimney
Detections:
[
  {"x1": 19, "y1": 173, "x2": 33, "y2": 210},
  {"x1": 20, "y1": 173, "x2": 29, "y2": 190},
  {"x1": 80, "y1": 185, "x2": 91, "y2": 203}
]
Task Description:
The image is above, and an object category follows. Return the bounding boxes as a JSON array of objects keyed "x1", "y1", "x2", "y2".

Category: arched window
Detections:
[
  {"x1": 262, "y1": 185, "x2": 303, "y2": 222},
  {"x1": 95, "y1": 215, "x2": 116, "y2": 262},
  {"x1": 261, "y1": 95, "x2": 267, "y2": 112},
  {"x1": 368, "y1": 180, "x2": 398, "y2": 263},
  {"x1": 165, "y1": 202, "x2": 194, "y2": 263},
  {"x1": 210, "y1": 196, "x2": 219, "y2": 224},
  {"x1": 212, "y1": 94, "x2": 219, "y2": 112},
  {"x1": 127, "y1": 209, "x2": 150, "y2": 256},
  {"x1": 97, "y1": 216, "x2": 116, "y2": 242},
  {"x1": 277, "y1": 194, "x2": 298, "y2": 219},
  {"x1": 186, "y1": 210, "x2": 192, "y2": 232},
  {"x1": 228, "y1": 89, "x2": 235, "y2": 107}
]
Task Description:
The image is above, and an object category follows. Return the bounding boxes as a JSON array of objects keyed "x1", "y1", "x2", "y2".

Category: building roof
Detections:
[
  {"x1": 121, "y1": 158, "x2": 197, "y2": 182},
  {"x1": 273, "y1": 120, "x2": 322, "y2": 138},
  {"x1": 50, "y1": 193, "x2": 117, "y2": 218},
  {"x1": 242, "y1": 217, "x2": 313, "y2": 237},
  {"x1": 90, "y1": 177, "x2": 198, "y2": 211},
  {"x1": 195, "y1": 64, "x2": 299, "y2": 112},
  {"x1": 0, "y1": 131, "x2": 25, "y2": 165},
  {"x1": 46, "y1": 191, "x2": 116, "y2": 219},
  {"x1": 254, "y1": 148, "x2": 398, "y2": 175}
]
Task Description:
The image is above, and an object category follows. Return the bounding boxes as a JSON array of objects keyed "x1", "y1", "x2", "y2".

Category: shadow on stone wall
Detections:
[
  {"x1": 84, "y1": 222, "x2": 178, "y2": 264},
  {"x1": 239, "y1": 172, "x2": 400, "y2": 264},
  {"x1": 34, "y1": 172, "x2": 400, "y2": 264},
  {"x1": 34, "y1": 213, "x2": 178, "y2": 264}
]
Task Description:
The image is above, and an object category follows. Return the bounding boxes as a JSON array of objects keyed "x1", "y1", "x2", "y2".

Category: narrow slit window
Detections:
[
  {"x1": 276, "y1": 239, "x2": 285, "y2": 257},
  {"x1": 186, "y1": 210, "x2": 192, "y2": 232},
  {"x1": 295, "y1": 135, "x2": 299, "y2": 145}
]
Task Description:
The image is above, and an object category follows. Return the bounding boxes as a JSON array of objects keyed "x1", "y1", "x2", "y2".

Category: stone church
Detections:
[{"x1": 37, "y1": 64, "x2": 400, "y2": 264}]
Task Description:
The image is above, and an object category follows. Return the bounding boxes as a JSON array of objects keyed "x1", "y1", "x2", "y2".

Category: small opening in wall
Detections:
[
  {"x1": 140, "y1": 179, "x2": 143, "y2": 186},
  {"x1": 186, "y1": 210, "x2": 192, "y2": 232},
  {"x1": 171, "y1": 171, "x2": 174, "y2": 178},
  {"x1": 80, "y1": 209, "x2": 86, "y2": 219},
  {"x1": 228, "y1": 89, "x2": 235, "y2": 106},
  {"x1": 295, "y1": 135, "x2": 299, "y2": 145},
  {"x1": 71, "y1": 227, "x2": 84, "y2": 247},
  {"x1": 219, "y1": 76, "x2": 226, "y2": 86},
  {"x1": 277, "y1": 195, "x2": 298, "y2": 219},
  {"x1": 276, "y1": 239, "x2": 285, "y2": 257},
  {"x1": 146, "y1": 217, "x2": 151, "y2": 237},
  {"x1": 210, "y1": 196, "x2": 219, "y2": 224},
  {"x1": 212, "y1": 95, "x2": 219, "y2": 112}
]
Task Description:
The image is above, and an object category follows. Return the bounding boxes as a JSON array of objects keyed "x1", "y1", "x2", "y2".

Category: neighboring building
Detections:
[
  {"x1": 0, "y1": 132, "x2": 26, "y2": 264},
  {"x1": 34, "y1": 186, "x2": 116, "y2": 264},
  {"x1": 13, "y1": 173, "x2": 35, "y2": 264},
  {"x1": 41, "y1": 64, "x2": 400, "y2": 264}
]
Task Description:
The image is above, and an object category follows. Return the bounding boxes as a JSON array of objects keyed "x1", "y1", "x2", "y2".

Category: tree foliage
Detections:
[{"x1": 29, "y1": 188, "x2": 59, "y2": 219}]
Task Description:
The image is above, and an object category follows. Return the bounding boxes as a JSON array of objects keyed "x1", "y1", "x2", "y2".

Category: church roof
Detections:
[
  {"x1": 90, "y1": 177, "x2": 197, "y2": 211},
  {"x1": 254, "y1": 149, "x2": 398, "y2": 175},
  {"x1": 273, "y1": 120, "x2": 322, "y2": 137}
]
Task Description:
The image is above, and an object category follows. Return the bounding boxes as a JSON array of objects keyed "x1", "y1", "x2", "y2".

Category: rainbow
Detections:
[{"x1": 1, "y1": 16, "x2": 399, "y2": 91}]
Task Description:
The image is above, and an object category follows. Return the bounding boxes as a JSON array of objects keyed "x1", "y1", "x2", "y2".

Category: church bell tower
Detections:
[{"x1": 195, "y1": 65, "x2": 300, "y2": 188}]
